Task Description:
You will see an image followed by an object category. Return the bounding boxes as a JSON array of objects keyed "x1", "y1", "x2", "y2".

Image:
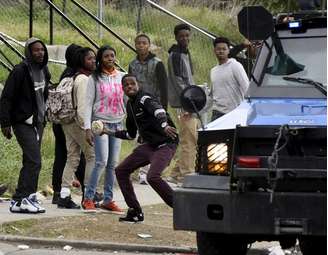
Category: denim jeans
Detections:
[{"x1": 85, "y1": 122, "x2": 122, "y2": 204}]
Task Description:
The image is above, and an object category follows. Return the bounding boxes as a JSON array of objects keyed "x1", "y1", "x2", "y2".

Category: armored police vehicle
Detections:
[{"x1": 173, "y1": 6, "x2": 326, "y2": 255}]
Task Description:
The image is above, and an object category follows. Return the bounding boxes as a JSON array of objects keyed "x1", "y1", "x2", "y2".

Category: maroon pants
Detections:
[{"x1": 115, "y1": 143, "x2": 177, "y2": 210}]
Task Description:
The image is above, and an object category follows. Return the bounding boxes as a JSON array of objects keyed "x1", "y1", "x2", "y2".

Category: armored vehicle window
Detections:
[{"x1": 262, "y1": 28, "x2": 327, "y2": 87}]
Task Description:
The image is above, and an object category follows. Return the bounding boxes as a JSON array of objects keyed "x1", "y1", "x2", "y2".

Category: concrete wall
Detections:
[{"x1": 47, "y1": 45, "x2": 67, "y2": 62}]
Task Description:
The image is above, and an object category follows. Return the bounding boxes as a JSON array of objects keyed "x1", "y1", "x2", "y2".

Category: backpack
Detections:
[{"x1": 46, "y1": 76, "x2": 76, "y2": 124}]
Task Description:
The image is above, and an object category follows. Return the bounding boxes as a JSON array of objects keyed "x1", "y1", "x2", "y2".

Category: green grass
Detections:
[{"x1": 0, "y1": 125, "x2": 150, "y2": 193}]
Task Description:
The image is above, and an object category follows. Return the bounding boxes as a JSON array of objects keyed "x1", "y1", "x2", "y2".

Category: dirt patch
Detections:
[{"x1": 0, "y1": 204, "x2": 196, "y2": 248}]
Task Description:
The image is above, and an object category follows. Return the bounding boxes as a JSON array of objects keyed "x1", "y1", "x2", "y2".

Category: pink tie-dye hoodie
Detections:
[{"x1": 84, "y1": 69, "x2": 126, "y2": 129}]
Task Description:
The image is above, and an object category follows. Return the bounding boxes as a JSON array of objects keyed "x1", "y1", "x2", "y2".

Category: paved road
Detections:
[
  {"x1": 0, "y1": 183, "x2": 164, "y2": 224},
  {"x1": 0, "y1": 183, "x2": 302, "y2": 255},
  {"x1": 0, "y1": 241, "x2": 302, "y2": 255},
  {"x1": 0, "y1": 241, "x2": 159, "y2": 254}
]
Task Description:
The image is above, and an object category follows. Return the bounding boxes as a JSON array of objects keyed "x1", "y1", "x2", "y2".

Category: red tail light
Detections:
[{"x1": 237, "y1": 156, "x2": 261, "y2": 168}]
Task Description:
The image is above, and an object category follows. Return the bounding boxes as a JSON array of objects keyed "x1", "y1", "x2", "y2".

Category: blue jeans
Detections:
[{"x1": 85, "y1": 122, "x2": 122, "y2": 204}]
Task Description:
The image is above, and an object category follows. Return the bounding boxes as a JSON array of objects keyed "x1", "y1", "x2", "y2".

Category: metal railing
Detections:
[
  {"x1": 70, "y1": 0, "x2": 136, "y2": 53},
  {"x1": 0, "y1": 0, "x2": 245, "y2": 83}
]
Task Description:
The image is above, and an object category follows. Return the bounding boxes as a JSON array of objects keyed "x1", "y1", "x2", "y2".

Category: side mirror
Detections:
[
  {"x1": 238, "y1": 6, "x2": 274, "y2": 41},
  {"x1": 180, "y1": 85, "x2": 207, "y2": 113},
  {"x1": 180, "y1": 85, "x2": 207, "y2": 129}
]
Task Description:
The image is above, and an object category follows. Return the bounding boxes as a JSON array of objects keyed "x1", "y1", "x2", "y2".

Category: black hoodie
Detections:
[
  {"x1": 0, "y1": 38, "x2": 50, "y2": 127},
  {"x1": 115, "y1": 90, "x2": 178, "y2": 148},
  {"x1": 60, "y1": 43, "x2": 82, "y2": 80}
]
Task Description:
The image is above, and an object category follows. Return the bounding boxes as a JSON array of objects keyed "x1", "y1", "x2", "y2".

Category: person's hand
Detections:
[
  {"x1": 102, "y1": 127, "x2": 115, "y2": 136},
  {"x1": 1, "y1": 127, "x2": 12, "y2": 140},
  {"x1": 86, "y1": 129, "x2": 94, "y2": 146},
  {"x1": 283, "y1": 16, "x2": 294, "y2": 23},
  {"x1": 164, "y1": 126, "x2": 177, "y2": 140},
  {"x1": 72, "y1": 179, "x2": 81, "y2": 188},
  {"x1": 181, "y1": 112, "x2": 192, "y2": 121},
  {"x1": 243, "y1": 39, "x2": 251, "y2": 47}
]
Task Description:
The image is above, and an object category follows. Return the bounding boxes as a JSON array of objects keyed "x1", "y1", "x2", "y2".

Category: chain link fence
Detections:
[{"x1": 0, "y1": 0, "x2": 301, "y2": 83}]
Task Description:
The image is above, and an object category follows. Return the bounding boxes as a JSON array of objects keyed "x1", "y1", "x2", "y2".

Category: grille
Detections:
[{"x1": 196, "y1": 129, "x2": 234, "y2": 175}]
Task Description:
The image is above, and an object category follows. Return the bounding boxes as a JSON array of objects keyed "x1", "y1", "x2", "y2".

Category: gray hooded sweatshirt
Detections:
[
  {"x1": 24, "y1": 38, "x2": 49, "y2": 124},
  {"x1": 167, "y1": 44, "x2": 195, "y2": 108}
]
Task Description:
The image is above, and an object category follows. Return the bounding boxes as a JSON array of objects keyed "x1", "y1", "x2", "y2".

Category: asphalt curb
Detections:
[{"x1": 0, "y1": 235, "x2": 198, "y2": 254}]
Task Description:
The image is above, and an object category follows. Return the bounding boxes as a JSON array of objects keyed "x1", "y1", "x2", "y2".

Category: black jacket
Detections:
[
  {"x1": 115, "y1": 90, "x2": 178, "y2": 147},
  {"x1": 0, "y1": 38, "x2": 50, "y2": 127}
]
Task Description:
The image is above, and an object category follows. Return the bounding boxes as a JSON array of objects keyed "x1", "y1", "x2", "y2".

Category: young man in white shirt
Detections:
[{"x1": 210, "y1": 37, "x2": 249, "y2": 121}]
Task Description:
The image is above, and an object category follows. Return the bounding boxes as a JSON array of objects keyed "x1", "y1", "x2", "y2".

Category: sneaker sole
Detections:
[
  {"x1": 99, "y1": 209, "x2": 125, "y2": 215},
  {"x1": 57, "y1": 205, "x2": 81, "y2": 209},
  {"x1": 10, "y1": 209, "x2": 44, "y2": 214},
  {"x1": 82, "y1": 209, "x2": 98, "y2": 213},
  {"x1": 119, "y1": 219, "x2": 143, "y2": 224}
]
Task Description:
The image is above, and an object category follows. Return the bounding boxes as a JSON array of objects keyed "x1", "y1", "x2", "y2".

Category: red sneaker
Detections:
[
  {"x1": 82, "y1": 199, "x2": 96, "y2": 213},
  {"x1": 100, "y1": 201, "x2": 124, "y2": 214}
]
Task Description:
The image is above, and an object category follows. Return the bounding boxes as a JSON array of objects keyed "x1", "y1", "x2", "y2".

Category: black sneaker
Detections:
[
  {"x1": 52, "y1": 192, "x2": 60, "y2": 204},
  {"x1": 119, "y1": 208, "x2": 144, "y2": 223},
  {"x1": 57, "y1": 196, "x2": 81, "y2": 209}
]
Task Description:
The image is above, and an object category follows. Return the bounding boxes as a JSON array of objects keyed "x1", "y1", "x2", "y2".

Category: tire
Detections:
[
  {"x1": 196, "y1": 232, "x2": 248, "y2": 255},
  {"x1": 299, "y1": 236, "x2": 326, "y2": 255}
]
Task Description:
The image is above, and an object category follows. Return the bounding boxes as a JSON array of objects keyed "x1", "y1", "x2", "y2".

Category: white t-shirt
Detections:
[{"x1": 210, "y1": 58, "x2": 249, "y2": 114}]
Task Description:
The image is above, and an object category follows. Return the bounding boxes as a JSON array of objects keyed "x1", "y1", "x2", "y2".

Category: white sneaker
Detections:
[
  {"x1": 9, "y1": 200, "x2": 21, "y2": 213},
  {"x1": 139, "y1": 173, "x2": 148, "y2": 185},
  {"x1": 20, "y1": 193, "x2": 46, "y2": 213}
]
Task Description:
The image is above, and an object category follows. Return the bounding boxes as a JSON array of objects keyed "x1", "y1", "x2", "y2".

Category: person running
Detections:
[
  {"x1": 167, "y1": 23, "x2": 198, "y2": 184},
  {"x1": 0, "y1": 38, "x2": 50, "y2": 213},
  {"x1": 57, "y1": 47, "x2": 97, "y2": 209},
  {"x1": 210, "y1": 37, "x2": 249, "y2": 121},
  {"x1": 113, "y1": 74, "x2": 178, "y2": 222},
  {"x1": 83, "y1": 45, "x2": 125, "y2": 213},
  {"x1": 128, "y1": 33, "x2": 168, "y2": 184}
]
